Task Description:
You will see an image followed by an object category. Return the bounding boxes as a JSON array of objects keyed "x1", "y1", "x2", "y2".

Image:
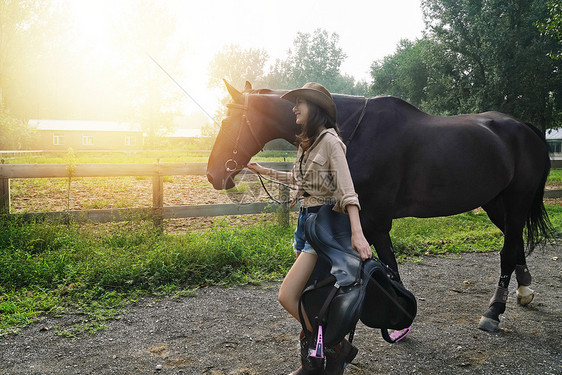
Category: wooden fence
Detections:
[
  {"x1": 0, "y1": 161, "x2": 560, "y2": 226},
  {"x1": 0, "y1": 162, "x2": 295, "y2": 226}
]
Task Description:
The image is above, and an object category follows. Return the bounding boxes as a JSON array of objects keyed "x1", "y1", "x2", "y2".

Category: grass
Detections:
[
  {"x1": 548, "y1": 168, "x2": 562, "y2": 185},
  {"x1": 1, "y1": 203, "x2": 560, "y2": 337},
  {"x1": 0, "y1": 216, "x2": 295, "y2": 336}
]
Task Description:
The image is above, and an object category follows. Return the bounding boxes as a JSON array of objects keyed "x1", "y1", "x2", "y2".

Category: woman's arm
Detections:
[
  {"x1": 246, "y1": 162, "x2": 294, "y2": 184},
  {"x1": 346, "y1": 205, "x2": 372, "y2": 261}
]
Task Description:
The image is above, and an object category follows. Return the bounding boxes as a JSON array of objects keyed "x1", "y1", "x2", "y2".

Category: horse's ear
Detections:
[
  {"x1": 244, "y1": 81, "x2": 252, "y2": 90},
  {"x1": 223, "y1": 79, "x2": 243, "y2": 103}
]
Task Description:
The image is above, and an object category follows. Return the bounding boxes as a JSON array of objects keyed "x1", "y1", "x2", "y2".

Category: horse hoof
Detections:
[
  {"x1": 517, "y1": 293, "x2": 534, "y2": 306},
  {"x1": 517, "y1": 286, "x2": 534, "y2": 306},
  {"x1": 478, "y1": 316, "x2": 500, "y2": 332}
]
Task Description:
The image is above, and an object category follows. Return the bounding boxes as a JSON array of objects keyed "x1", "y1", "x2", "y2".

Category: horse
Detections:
[{"x1": 206, "y1": 81, "x2": 553, "y2": 332}]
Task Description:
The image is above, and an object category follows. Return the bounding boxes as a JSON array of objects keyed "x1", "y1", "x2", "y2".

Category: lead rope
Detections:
[{"x1": 254, "y1": 171, "x2": 296, "y2": 205}]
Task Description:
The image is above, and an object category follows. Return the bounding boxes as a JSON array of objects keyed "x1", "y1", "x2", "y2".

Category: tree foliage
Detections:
[
  {"x1": 208, "y1": 44, "x2": 269, "y2": 90},
  {"x1": 266, "y1": 29, "x2": 368, "y2": 95},
  {"x1": 371, "y1": 0, "x2": 561, "y2": 131},
  {"x1": 0, "y1": 0, "x2": 65, "y2": 115},
  {"x1": 537, "y1": 0, "x2": 562, "y2": 60},
  {"x1": 209, "y1": 28, "x2": 369, "y2": 102},
  {"x1": 371, "y1": 38, "x2": 431, "y2": 108},
  {"x1": 267, "y1": 29, "x2": 345, "y2": 90},
  {"x1": 0, "y1": 109, "x2": 35, "y2": 149}
]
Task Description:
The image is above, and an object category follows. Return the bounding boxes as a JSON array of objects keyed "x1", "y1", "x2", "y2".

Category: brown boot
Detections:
[
  {"x1": 323, "y1": 339, "x2": 358, "y2": 375},
  {"x1": 289, "y1": 331, "x2": 324, "y2": 375}
]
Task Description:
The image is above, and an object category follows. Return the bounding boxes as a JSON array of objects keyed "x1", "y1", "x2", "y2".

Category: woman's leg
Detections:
[{"x1": 278, "y1": 251, "x2": 317, "y2": 330}]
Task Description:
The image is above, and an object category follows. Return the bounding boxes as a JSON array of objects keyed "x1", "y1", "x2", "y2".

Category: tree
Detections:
[
  {"x1": 208, "y1": 44, "x2": 269, "y2": 90},
  {"x1": 537, "y1": 0, "x2": 562, "y2": 60},
  {"x1": 397, "y1": 0, "x2": 561, "y2": 130},
  {"x1": 0, "y1": 110, "x2": 34, "y2": 149},
  {"x1": 370, "y1": 38, "x2": 431, "y2": 107},
  {"x1": 0, "y1": 0, "x2": 67, "y2": 115},
  {"x1": 266, "y1": 29, "x2": 368, "y2": 95}
]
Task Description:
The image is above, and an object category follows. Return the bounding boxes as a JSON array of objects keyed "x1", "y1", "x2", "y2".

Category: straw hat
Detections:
[{"x1": 281, "y1": 82, "x2": 337, "y2": 121}]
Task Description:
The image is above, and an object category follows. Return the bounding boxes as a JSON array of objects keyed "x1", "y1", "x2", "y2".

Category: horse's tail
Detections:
[{"x1": 524, "y1": 123, "x2": 554, "y2": 253}]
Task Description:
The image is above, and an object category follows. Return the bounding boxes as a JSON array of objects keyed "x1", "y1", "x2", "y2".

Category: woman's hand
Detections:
[
  {"x1": 246, "y1": 162, "x2": 266, "y2": 174},
  {"x1": 351, "y1": 231, "x2": 372, "y2": 261},
  {"x1": 347, "y1": 205, "x2": 372, "y2": 261}
]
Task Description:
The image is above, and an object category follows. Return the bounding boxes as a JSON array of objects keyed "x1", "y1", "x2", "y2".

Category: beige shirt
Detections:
[{"x1": 268, "y1": 128, "x2": 360, "y2": 213}]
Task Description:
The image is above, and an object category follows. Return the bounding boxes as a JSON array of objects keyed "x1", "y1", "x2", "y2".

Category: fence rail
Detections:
[
  {"x1": 0, "y1": 162, "x2": 560, "y2": 225},
  {"x1": 0, "y1": 162, "x2": 295, "y2": 225}
]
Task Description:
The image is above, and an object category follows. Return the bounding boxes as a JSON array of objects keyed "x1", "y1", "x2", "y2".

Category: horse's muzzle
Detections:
[{"x1": 206, "y1": 171, "x2": 235, "y2": 190}]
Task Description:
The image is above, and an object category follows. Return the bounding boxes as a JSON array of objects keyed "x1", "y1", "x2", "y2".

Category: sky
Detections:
[
  {"x1": 171, "y1": 0, "x2": 426, "y2": 116},
  {"x1": 70, "y1": 0, "x2": 426, "y2": 122}
]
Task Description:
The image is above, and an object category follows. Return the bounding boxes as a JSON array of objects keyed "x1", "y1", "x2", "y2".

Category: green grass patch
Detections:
[
  {"x1": 1, "y1": 204, "x2": 560, "y2": 337},
  {"x1": 0, "y1": 216, "x2": 295, "y2": 336},
  {"x1": 547, "y1": 168, "x2": 562, "y2": 185},
  {"x1": 391, "y1": 210, "x2": 505, "y2": 257}
]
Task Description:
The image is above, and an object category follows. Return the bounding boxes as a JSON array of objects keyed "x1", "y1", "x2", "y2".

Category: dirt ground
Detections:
[{"x1": 1, "y1": 244, "x2": 560, "y2": 375}]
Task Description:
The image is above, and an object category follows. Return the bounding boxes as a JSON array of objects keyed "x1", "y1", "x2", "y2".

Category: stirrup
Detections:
[
  {"x1": 389, "y1": 326, "x2": 411, "y2": 342},
  {"x1": 309, "y1": 325, "x2": 324, "y2": 358}
]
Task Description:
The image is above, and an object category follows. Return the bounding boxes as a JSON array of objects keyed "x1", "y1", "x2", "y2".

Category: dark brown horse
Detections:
[{"x1": 206, "y1": 81, "x2": 552, "y2": 332}]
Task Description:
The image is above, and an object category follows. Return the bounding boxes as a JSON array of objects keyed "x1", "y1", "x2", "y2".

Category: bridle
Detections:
[
  {"x1": 224, "y1": 93, "x2": 263, "y2": 172},
  {"x1": 224, "y1": 93, "x2": 296, "y2": 204}
]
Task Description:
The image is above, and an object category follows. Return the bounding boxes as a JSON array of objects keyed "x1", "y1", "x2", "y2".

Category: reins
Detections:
[
  {"x1": 254, "y1": 172, "x2": 294, "y2": 205},
  {"x1": 344, "y1": 97, "x2": 369, "y2": 146}
]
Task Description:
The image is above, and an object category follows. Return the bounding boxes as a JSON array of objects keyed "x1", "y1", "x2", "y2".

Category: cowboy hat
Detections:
[{"x1": 281, "y1": 82, "x2": 337, "y2": 121}]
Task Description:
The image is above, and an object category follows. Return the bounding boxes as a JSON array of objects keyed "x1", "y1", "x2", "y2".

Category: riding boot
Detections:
[
  {"x1": 289, "y1": 330, "x2": 324, "y2": 375},
  {"x1": 323, "y1": 339, "x2": 358, "y2": 375}
]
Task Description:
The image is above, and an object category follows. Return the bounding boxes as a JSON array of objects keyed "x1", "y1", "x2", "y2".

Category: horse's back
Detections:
[{"x1": 345, "y1": 98, "x2": 549, "y2": 219}]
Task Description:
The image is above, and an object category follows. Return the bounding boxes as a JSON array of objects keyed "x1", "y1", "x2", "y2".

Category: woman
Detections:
[{"x1": 247, "y1": 82, "x2": 371, "y2": 375}]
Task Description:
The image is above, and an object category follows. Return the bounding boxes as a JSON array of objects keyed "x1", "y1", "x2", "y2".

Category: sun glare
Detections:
[{"x1": 68, "y1": 1, "x2": 115, "y2": 58}]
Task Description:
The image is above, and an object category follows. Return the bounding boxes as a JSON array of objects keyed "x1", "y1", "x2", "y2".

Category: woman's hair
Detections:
[{"x1": 296, "y1": 100, "x2": 340, "y2": 150}]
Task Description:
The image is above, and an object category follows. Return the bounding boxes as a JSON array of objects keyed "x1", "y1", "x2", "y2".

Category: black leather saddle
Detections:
[{"x1": 301, "y1": 205, "x2": 417, "y2": 347}]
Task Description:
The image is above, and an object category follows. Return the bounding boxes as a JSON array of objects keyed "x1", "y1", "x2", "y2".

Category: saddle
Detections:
[{"x1": 300, "y1": 205, "x2": 417, "y2": 355}]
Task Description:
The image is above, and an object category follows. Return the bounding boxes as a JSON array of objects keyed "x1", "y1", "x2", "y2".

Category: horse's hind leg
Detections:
[
  {"x1": 483, "y1": 197, "x2": 534, "y2": 306},
  {"x1": 479, "y1": 198, "x2": 532, "y2": 332},
  {"x1": 515, "y1": 264, "x2": 534, "y2": 306}
]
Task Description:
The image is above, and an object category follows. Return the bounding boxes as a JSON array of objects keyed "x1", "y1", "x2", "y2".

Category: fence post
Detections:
[
  {"x1": 0, "y1": 177, "x2": 9, "y2": 214},
  {"x1": 152, "y1": 166, "x2": 164, "y2": 228},
  {"x1": 279, "y1": 184, "x2": 290, "y2": 227},
  {"x1": 0, "y1": 158, "x2": 8, "y2": 214}
]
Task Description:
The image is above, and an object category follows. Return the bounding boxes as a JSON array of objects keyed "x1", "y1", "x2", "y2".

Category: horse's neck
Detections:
[
  {"x1": 260, "y1": 94, "x2": 369, "y2": 146},
  {"x1": 333, "y1": 95, "x2": 370, "y2": 143}
]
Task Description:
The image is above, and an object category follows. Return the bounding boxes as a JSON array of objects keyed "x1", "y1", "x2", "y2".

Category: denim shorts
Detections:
[{"x1": 293, "y1": 211, "x2": 317, "y2": 255}]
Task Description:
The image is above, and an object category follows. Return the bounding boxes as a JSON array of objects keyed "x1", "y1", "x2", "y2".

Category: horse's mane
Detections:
[{"x1": 250, "y1": 88, "x2": 288, "y2": 96}]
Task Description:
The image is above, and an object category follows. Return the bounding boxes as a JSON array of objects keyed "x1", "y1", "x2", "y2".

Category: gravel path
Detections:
[{"x1": 1, "y1": 246, "x2": 561, "y2": 375}]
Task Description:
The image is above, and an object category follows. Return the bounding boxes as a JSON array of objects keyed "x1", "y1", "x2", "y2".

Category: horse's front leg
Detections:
[{"x1": 368, "y1": 230, "x2": 400, "y2": 279}]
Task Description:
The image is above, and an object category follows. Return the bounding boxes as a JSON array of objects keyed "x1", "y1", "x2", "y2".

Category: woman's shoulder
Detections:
[{"x1": 318, "y1": 129, "x2": 345, "y2": 150}]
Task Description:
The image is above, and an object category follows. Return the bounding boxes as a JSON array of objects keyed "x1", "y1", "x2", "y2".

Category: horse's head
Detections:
[{"x1": 206, "y1": 81, "x2": 296, "y2": 190}]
